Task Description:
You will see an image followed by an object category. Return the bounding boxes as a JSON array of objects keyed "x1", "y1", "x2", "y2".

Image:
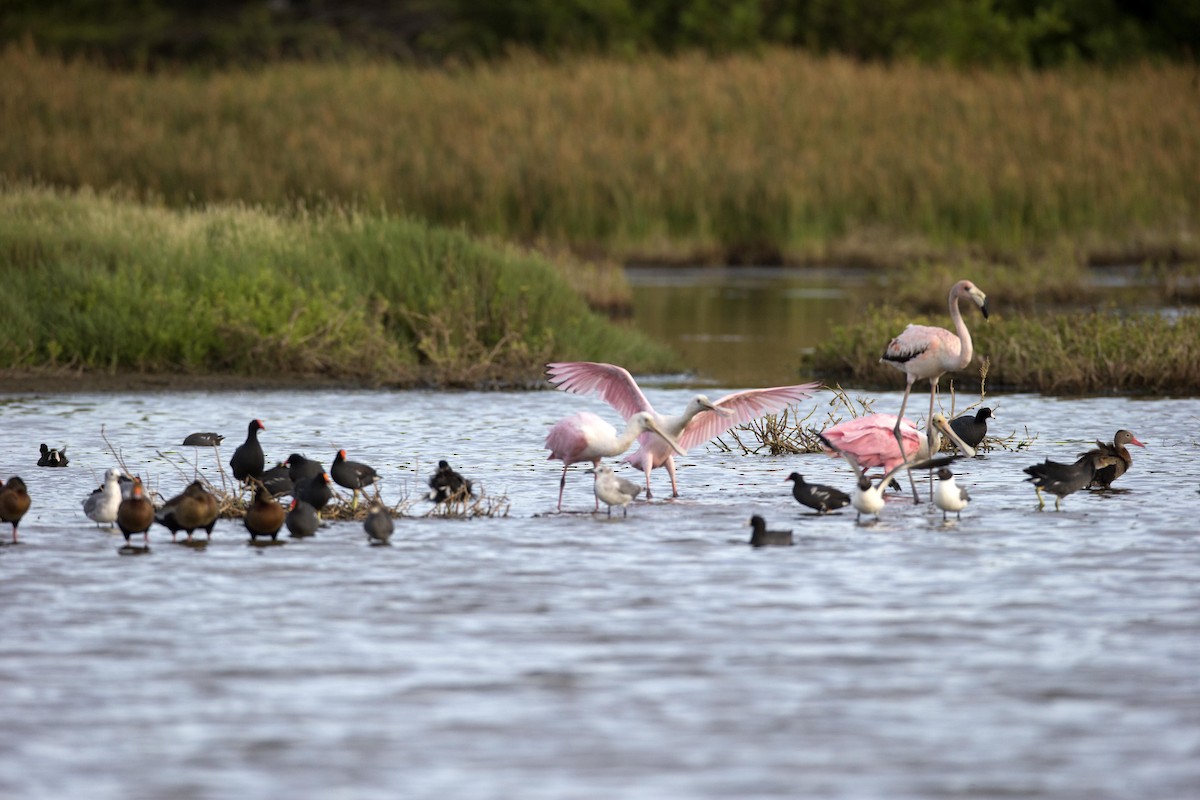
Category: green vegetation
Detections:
[
  {"x1": 0, "y1": 184, "x2": 677, "y2": 385},
  {"x1": 6, "y1": 1, "x2": 1198, "y2": 68},
  {"x1": 3, "y1": 47, "x2": 1196, "y2": 265}
]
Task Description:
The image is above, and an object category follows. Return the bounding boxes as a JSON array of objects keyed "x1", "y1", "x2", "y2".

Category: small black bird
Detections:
[
  {"x1": 331, "y1": 449, "x2": 379, "y2": 508},
  {"x1": 294, "y1": 471, "x2": 334, "y2": 512},
  {"x1": 785, "y1": 472, "x2": 850, "y2": 514},
  {"x1": 182, "y1": 432, "x2": 224, "y2": 447},
  {"x1": 749, "y1": 515, "x2": 793, "y2": 547},
  {"x1": 37, "y1": 444, "x2": 69, "y2": 467},
  {"x1": 259, "y1": 462, "x2": 294, "y2": 498},
  {"x1": 229, "y1": 419, "x2": 265, "y2": 482},
  {"x1": 364, "y1": 502, "x2": 394, "y2": 544},
  {"x1": 1023, "y1": 450, "x2": 1116, "y2": 511},
  {"x1": 286, "y1": 498, "x2": 319, "y2": 538},
  {"x1": 949, "y1": 407, "x2": 995, "y2": 450},
  {"x1": 284, "y1": 453, "x2": 324, "y2": 484},
  {"x1": 428, "y1": 460, "x2": 474, "y2": 503}
]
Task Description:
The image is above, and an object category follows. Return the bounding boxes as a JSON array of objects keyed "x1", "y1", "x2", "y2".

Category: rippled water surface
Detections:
[{"x1": 2, "y1": 388, "x2": 1198, "y2": 799}]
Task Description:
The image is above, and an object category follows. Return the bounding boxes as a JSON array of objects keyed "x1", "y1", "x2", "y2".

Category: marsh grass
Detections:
[
  {"x1": 0, "y1": 184, "x2": 677, "y2": 383},
  {"x1": 3, "y1": 46, "x2": 1197, "y2": 263}
]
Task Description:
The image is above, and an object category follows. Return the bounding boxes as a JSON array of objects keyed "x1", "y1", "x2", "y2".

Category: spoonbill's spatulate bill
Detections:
[
  {"x1": 881, "y1": 280, "x2": 988, "y2": 497},
  {"x1": 546, "y1": 361, "x2": 821, "y2": 498},
  {"x1": 544, "y1": 410, "x2": 684, "y2": 512}
]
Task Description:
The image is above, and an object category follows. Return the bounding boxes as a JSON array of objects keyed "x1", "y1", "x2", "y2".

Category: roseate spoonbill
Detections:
[
  {"x1": 182, "y1": 432, "x2": 224, "y2": 447},
  {"x1": 1082, "y1": 430, "x2": 1145, "y2": 489},
  {"x1": 1023, "y1": 450, "x2": 1118, "y2": 511},
  {"x1": 155, "y1": 481, "x2": 219, "y2": 541},
  {"x1": 546, "y1": 361, "x2": 821, "y2": 498},
  {"x1": 428, "y1": 460, "x2": 474, "y2": 503},
  {"x1": 0, "y1": 476, "x2": 31, "y2": 543},
  {"x1": 882, "y1": 280, "x2": 988, "y2": 472},
  {"x1": 364, "y1": 502, "x2": 394, "y2": 544},
  {"x1": 749, "y1": 515, "x2": 793, "y2": 547},
  {"x1": 819, "y1": 433, "x2": 956, "y2": 522},
  {"x1": 949, "y1": 407, "x2": 995, "y2": 449},
  {"x1": 586, "y1": 465, "x2": 643, "y2": 517},
  {"x1": 332, "y1": 449, "x2": 379, "y2": 508},
  {"x1": 544, "y1": 410, "x2": 684, "y2": 512},
  {"x1": 83, "y1": 468, "x2": 124, "y2": 527},
  {"x1": 785, "y1": 472, "x2": 850, "y2": 514},
  {"x1": 230, "y1": 419, "x2": 266, "y2": 482},
  {"x1": 117, "y1": 478, "x2": 154, "y2": 544},
  {"x1": 933, "y1": 468, "x2": 970, "y2": 520},
  {"x1": 244, "y1": 481, "x2": 285, "y2": 540},
  {"x1": 819, "y1": 412, "x2": 974, "y2": 501},
  {"x1": 286, "y1": 498, "x2": 319, "y2": 538}
]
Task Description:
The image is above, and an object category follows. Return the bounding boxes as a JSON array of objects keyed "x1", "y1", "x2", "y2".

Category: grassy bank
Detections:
[
  {"x1": 804, "y1": 306, "x2": 1200, "y2": 395},
  {"x1": 0, "y1": 185, "x2": 677, "y2": 386},
  {"x1": 2, "y1": 46, "x2": 1197, "y2": 264}
]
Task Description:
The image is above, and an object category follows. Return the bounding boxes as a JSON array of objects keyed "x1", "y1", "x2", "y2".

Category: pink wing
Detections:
[
  {"x1": 676, "y1": 383, "x2": 823, "y2": 451},
  {"x1": 545, "y1": 362, "x2": 654, "y2": 420},
  {"x1": 821, "y1": 413, "x2": 920, "y2": 470},
  {"x1": 884, "y1": 324, "x2": 962, "y2": 364}
]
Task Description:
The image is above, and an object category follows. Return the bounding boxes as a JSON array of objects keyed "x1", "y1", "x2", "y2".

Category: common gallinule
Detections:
[
  {"x1": 785, "y1": 472, "x2": 850, "y2": 514},
  {"x1": 229, "y1": 420, "x2": 265, "y2": 482},
  {"x1": 749, "y1": 515, "x2": 793, "y2": 547}
]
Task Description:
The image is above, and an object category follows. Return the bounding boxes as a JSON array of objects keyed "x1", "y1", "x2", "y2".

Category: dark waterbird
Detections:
[
  {"x1": 117, "y1": 478, "x2": 154, "y2": 544},
  {"x1": 37, "y1": 444, "x2": 69, "y2": 467},
  {"x1": 749, "y1": 515, "x2": 793, "y2": 547},
  {"x1": 0, "y1": 476, "x2": 32, "y2": 543},
  {"x1": 785, "y1": 472, "x2": 850, "y2": 514},
  {"x1": 285, "y1": 453, "x2": 324, "y2": 484},
  {"x1": 428, "y1": 459, "x2": 474, "y2": 504},
  {"x1": 949, "y1": 407, "x2": 995, "y2": 450},
  {"x1": 1083, "y1": 430, "x2": 1145, "y2": 489},
  {"x1": 364, "y1": 502, "x2": 394, "y2": 544},
  {"x1": 331, "y1": 449, "x2": 379, "y2": 508},
  {"x1": 1023, "y1": 450, "x2": 1118, "y2": 511},
  {"x1": 229, "y1": 419, "x2": 265, "y2": 482},
  {"x1": 244, "y1": 481, "x2": 285, "y2": 540},
  {"x1": 182, "y1": 432, "x2": 224, "y2": 447},
  {"x1": 155, "y1": 481, "x2": 219, "y2": 541},
  {"x1": 259, "y1": 462, "x2": 294, "y2": 497},
  {"x1": 294, "y1": 471, "x2": 333, "y2": 512},
  {"x1": 286, "y1": 499, "x2": 319, "y2": 538}
]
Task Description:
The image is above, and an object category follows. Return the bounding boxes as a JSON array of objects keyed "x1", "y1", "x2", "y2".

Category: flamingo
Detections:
[
  {"x1": 819, "y1": 433, "x2": 956, "y2": 522},
  {"x1": 819, "y1": 412, "x2": 974, "y2": 500},
  {"x1": 546, "y1": 361, "x2": 821, "y2": 498},
  {"x1": 881, "y1": 279, "x2": 988, "y2": 487},
  {"x1": 544, "y1": 410, "x2": 684, "y2": 511}
]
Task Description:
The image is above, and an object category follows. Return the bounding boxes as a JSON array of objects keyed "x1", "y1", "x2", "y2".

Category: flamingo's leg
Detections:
[
  {"x1": 557, "y1": 464, "x2": 569, "y2": 511},
  {"x1": 894, "y1": 378, "x2": 920, "y2": 503},
  {"x1": 926, "y1": 378, "x2": 939, "y2": 503}
]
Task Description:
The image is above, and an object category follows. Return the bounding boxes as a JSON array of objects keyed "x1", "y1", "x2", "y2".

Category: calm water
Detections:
[{"x1": 1, "y1": 387, "x2": 1197, "y2": 800}]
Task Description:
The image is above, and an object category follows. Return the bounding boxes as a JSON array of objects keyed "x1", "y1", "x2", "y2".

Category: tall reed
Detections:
[{"x1": 2, "y1": 46, "x2": 1196, "y2": 263}]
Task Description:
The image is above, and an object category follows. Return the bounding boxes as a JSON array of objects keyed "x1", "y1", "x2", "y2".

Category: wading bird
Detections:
[
  {"x1": 586, "y1": 465, "x2": 643, "y2": 517},
  {"x1": 331, "y1": 449, "x2": 379, "y2": 509},
  {"x1": 544, "y1": 411, "x2": 684, "y2": 512},
  {"x1": 820, "y1": 434, "x2": 956, "y2": 522},
  {"x1": 83, "y1": 468, "x2": 125, "y2": 527},
  {"x1": 749, "y1": 515, "x2": 793, "y2": 547},
  {"x1": 1083, "y1": 430, "x2": 1145, "y2": 489},
  {"x1": 933, "y1": 468, "x2": 970, "y2": 520},
  {"x1": 230, "y1": 419, "x2": 266, "y2": 483},
  {"x1": 0, "y1": 477, "x2": 31, "y2": 543},
  {"x1": 949, "y1": 407, "x2": 995, "y2": 450},
  {"x1": 785, "y1": 473, "x2": 850, "y2": 515},
  {"x1": 546, "y1": 361, "x2": 821, "y2": 498},
  {"x1": 1023, "y1": 450, "x2": 1117, "y2": 511},
  {"x1": 881, "y1": 280, "x2": 988, "y2": 477}
]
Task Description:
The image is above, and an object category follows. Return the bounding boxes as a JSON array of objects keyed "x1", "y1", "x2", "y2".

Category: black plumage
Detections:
[
  {"x1": 949, "y1": 407, "x2": 994, "y2": 449},
  {"x1": 331, "y1": 449, "x2": 379, "y2": 505},
  {"x1": 229, "y1": 419, "x2": 265, "y2": 482},
  {"x1": 285, "y1": 453, "x2": 324, "y2": 484},
  {"x1": 183, "y1": 432, "x2": 224, "y2": 447},
  {"x1": 286, "y1": 499, "x2": 319, "y2": 538},
  {"x1": 294, "y1": 471, "x2": 334, "y2": 512},
  {"x1": 749, "y1": 515, "x2": 793, "y2": 547},
  {"x1": 364, "y1": 502, "x2": 394, "y2": 544},
  {"x1": 1023, "y1": 450, "x2": 1116, "y2": 511},
  {"x1": 785, "y1": 472, "x2": 850, "y2": 514},
  {"x1": 259, "y1": 462, "x2": 294, "y2": 498},
  {"x1": 428, "y1": 460, "x2": 474, "y2": 503}
]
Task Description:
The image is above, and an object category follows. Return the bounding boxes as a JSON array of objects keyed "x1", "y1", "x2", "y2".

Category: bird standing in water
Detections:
[
  {"x1": 1023, "y1": 450, "x2": 1117, "y2": 511},
  {"x1": 820, "y1": 434, "x2": 956, "y2": 522},
  {"x1": 948, "y1": 407, "x2": 995, "y2": 450},
  {"x1": 364, "y1": 502, "x2": 394, "y2": 544},
  {"x1": 586, "y1": 465, "x2": 643, "y2": 517},
  {"x1": 331, "y1": 449, "x2": 379, "y2": 509},
  {"x1": 0, "y1": 477, "x2": 32, "y2": 543},
  {"x1": 230, "y1": 419, "x2": 266, "y2": 483},
  {"x1": 933, "y1": 468, "x2": 970, "y2": 520},
  {"x1": 117, "y1": 478, "x2": 154, "y2": 544},
  {"x1": 785, "y1": 473, "x2": 850, "y2": 515},
  {"x1": 1083, "y1": 430, "x2": 1145, "y2": 489}
]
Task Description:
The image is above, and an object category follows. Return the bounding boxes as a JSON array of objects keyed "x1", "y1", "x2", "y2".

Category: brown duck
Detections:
[
  {"x1": 1083, "y1": 430, "x2": 1145, "y2": 489},
  {"x1": 244, "y1": 481, "x2": 285, "y2": 541},
  {"x1": 0, "y1": 476, "x2": 32, "y2": 543},
  {"x1": 117, "y1": 478, "x2": 155, "y2": 544},
  {"x1": 156, "y1": 481, "x2": 220, "y2": 541}
]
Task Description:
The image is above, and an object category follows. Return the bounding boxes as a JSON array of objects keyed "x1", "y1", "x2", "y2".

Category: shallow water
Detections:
[{"x1": 1, "y1": 387, "x2": 1197, "y2": 799}]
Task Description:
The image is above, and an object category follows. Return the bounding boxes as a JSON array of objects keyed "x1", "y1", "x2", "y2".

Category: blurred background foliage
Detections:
[{"x1": 4, "y1": 0, "x2": 1197, "y2": 70}]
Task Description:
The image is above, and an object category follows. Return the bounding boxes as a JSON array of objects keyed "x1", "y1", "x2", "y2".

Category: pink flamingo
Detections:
[
  {"x1": 881, "y1": 279, "x2": 988, "y2": 498},
  {"x1": 820, "y1": 412, "x2": 974, "y2": 496},
  {"x1": 546, "y1": 361, "x2": 822, "y2": 498},
  {"x1": 545, "y1": 411, "x2": 684, "y2": 512}
]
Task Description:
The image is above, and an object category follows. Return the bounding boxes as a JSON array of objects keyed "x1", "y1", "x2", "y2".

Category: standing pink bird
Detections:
[
  {"x1": 546, "y1": 362, "x2": 822, "y2": 498},
  {"x1": 881, "y1": 279, "x2": 988, "y2": 498},
  {"x1": 820, "y1": 412, "x2": 974, "y2": 496},
  {"x1": 545, "y1": 411, "x2": 684, "y2": 512}
]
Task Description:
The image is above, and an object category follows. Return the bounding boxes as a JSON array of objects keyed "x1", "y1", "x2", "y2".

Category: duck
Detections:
[
  {"x1": 948, "y1": 407, "x2": 995, "y2": 450},
  {"x1": 820, "y1": 433, "x2": 956, "y2": 522},
  {"x1": 331, "y1": 449, "x2": 379, "y2": 508},
  {"x1": 1023, "y1": 449, "x2": 1118, "y2": 511},
  {"x1": 37, "y1": 444, "x2": 69, "y2": 467},
  {"x1": 182, "y1": 432, "x2": 224, "y2": 447},
  {"x1": 785, "y1": 472, "x2": 850, "y2": 514},
  {"x1": 82, "y1": 468, "x2": 124, "y2": 527},
  {"x1": 229, "y1": 419, "x2": 265, "y2": 483},
  {"x1": 1083, "y1": 430, "x2": 1145, "y2": 489},
  {"x1": 933, "y1": 468, "x2": 970, "y2": 520},
  {"x1": 0, "y1": 476, "x2": 32, "y2": 543},
  {"x1": 244, "y1": 481, "x2": 285, "y2": 540},
  {"x1": 749, "y1": 515, "x2": 793, "y2": 547},
  {"x1": 155, "y1": 481, "x2": 219, "y2": 541},
  {"x1": 285, "y1": 499, "x2": 319, "y2": 538},
  {"x1": 364, "y1": 502, "x2": 394, "y2": 544},
  {"x1": 427, "y1": 460, "x2": 474, "y2": 504},
  {"x1": 116, "y1": 478, "x2": 154, "y2": 544},
  {"x1": 586, "y1": 465, "x2": 642, "y2": 517}
]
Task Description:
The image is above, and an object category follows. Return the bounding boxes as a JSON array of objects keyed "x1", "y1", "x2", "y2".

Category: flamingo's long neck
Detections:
[{"x1": 949, "y1": 287, "x2": 973, "y2": 369}]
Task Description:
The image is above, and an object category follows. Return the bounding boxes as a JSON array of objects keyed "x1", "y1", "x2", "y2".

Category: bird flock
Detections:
[{"x1": 0, "y1": 279, "x2": 1147, "y2": 549}]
